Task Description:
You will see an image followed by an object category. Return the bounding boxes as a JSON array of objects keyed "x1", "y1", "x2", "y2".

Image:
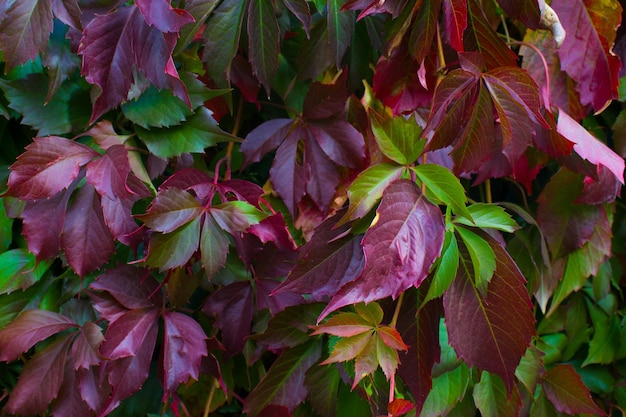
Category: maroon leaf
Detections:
[
  {"x1": 78, "y1": 366, "x2": 110, "y2": 414},
  {"x1": 542, "y1": 364, "x2": 606, "y2": 415},
  {"x1": 0, "y1": 0, "x2": 53, "y2": 70},
  {"x1": 496, "y1": 0, "x2": 541, "y2": 29},
  {"x1": 576, "y1": 165, "x2": 622, "y2": 205},
  {"x1": 51, "y1": 361, "x2": 92, "y2": 417},
  {"x1": 71, "y1": 321, "x2": 105, "y2": 370},
  {"x1": 135, "y1": 0, "x2": 194, "y2": 33},
  {"x1": 444, "y1": 233, "x2": 535, "y2": 392},
  {"x1": 256, "y1": 278, "x2": 305, "y2": 315},
  {"x1": 62, "y1": 184, "x2": 115, "y2": 277},
  {"x1": 137, "y1": 188, "x2": 205, "y2": 233},
  {"x1": 0, "y1": 310, "x2": 77, "y2": 362},
  {"x1": 203, "y1": 281, "x2": 254, "y2": 353},
  {"x1": 302, "y1": 75, "x2": 350, "y2": 120},
  {"x1": 270, "y1": 131, "x2": 309, "y2": 217},
  {"x1": 553, "y1": 0, "x2": 622, "y2": 111},
  {"x1": 4, "y1": 334, "x2": 73, "y2": 416},
  {"x1": 309, "y1": 120, "x2": 366, "y2": 168},
  {"x1": 50, "y1": 0, "x2": 82, "y2": 30},
  {"x1": 7, "y1": 136, "x2": 98, "y2": 200},
  {"x1": 99, "y1": 307, "x2": 159, "y2": 360},
  {"x1": 85, "y1": 145, "x2": 132, "y2": 201},
  {"x1": 304, "y1": 136, "x2": 340, "y2": 211},
  {"x1": 321, "y1": 180, "x2": 445, "y2": 319},
  {"x1": 282, "y1": 0, "x2": 311, "y2": 37},
  {"x1": 409, "y1": 0, "x2": 441, "y2": 63},
  {"x1": 241, "y1": 118, "x2": 294, "y2": 167},
  {"x1": 248, "y1": 0, "x2": 280, "y2": 96},
  {"x1": 443, "y1": 0, "x2": 467, "y2": 51},
  {"x1": 161, "y1": 311, "x2": 208, "y2": 394},
  {"x1": 90, "y1": 265, "x2": 160, "y2": 311},
  {"x1": 79, "y1": 4, "x2": 190, "y2": 122}
]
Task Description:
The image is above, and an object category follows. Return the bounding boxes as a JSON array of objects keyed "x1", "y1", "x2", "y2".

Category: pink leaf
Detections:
[
  {"x1": 161, "y1": 311, "x2": 208, "y2": 394},
  {"x1": 0, "y1": 310, "x2": 77, "y2": 362},
  {"x1": 542, "y1": 364, "x2": 606, "y2": 415},
  {"x1": 7, "y1": 136, "x2": 98, "y2": 200},
  {"x1": 557, "y1": 108, "x2": 625, "y2": 183},
  {"x1": 320, "y1": 180, "x2": 445, "y2": 320}
]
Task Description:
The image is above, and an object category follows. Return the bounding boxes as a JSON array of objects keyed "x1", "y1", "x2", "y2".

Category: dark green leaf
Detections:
[
  {"x1": 327, "y1": 0, "x2": 354, "y2": 68},
  {"x1": 145, "y1": 217, "x2": 201, "y2": 271},
  {"x1": 248, "y1": 0, "x2": 280, "y2": 96}
]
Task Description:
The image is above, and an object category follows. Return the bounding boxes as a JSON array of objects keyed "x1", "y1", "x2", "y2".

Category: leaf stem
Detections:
[
  {"x1": 508, "y1": 40, "x2": 552, "y2": 109},
  {"x1": 203, "y1": 378, "x2": 220, "y2": 417},
  {"x1": 436, "y1": 23, "x2": 446, "y2": 77},
  {"x1": 485, "y1": 179, "x2": 492, "y2": 204},
  {"x1": 390, "y1": 292, "x2": 404, "y2": 328}
]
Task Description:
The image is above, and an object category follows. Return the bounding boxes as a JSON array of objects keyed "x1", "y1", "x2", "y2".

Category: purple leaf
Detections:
[
  {"x1": 161, "y1": 311, "x2": 208, "y2": 394},
  {"x1": 256, "y1": 278, "x2": 305, "y2": 315},
  {"x1": 7, "y1": 136, "x2": 98, "y2": 200},
  {"x1": 4, "y1": 334, "x2": 73, "y2": 416},
  {"x1": 99, "y1": 307, "x2": 159, "y2": 360},
  {"x1": 309, "y1": 120, "x2": 366, "y2": 168},
  {"x1": 78, "y1": 366, "x2": 111, "y2": 414},
  {"x1": 241, "y1": 118, "x2": 293, "y2": 167},
  {"x1": 321, "y1": 180, "x2": 445, "y2": 319},
  {"x1": 70, "y1": 321, "x2": 105, "y2": 370},
  {"x1": 203, "y1": 281, "x2": 254, "y2": 353},
  {"x1": 496, "y1": 0, "x2": 540, "y2": 29},
  {"x1": 135, "y1": 0, "x2": 194, "y2": 33},
  {"x1": 62, "y1": 184, "x2": 115, "y2": 277},
  {"x1": 50, "y1": 0, "x2": 82, "y2": 30},
  {"x1": 270, "y1": 132, "x2": 309, "y2": 217},
  {"x1": 557, "y1": 108, "x2": 625, "y2": 184},
  {"x1": 247, "y1": 0, "x2": 280, "y2": 96},
  {"x1": 51, "y1": 361, "x2": 92, "y2": 417},
  {"x1": 0, "y1": 310, "x2": 77, "y2": 362},
  {"x1": 90, "y1": 265, "x2": 160, "y2": 311},
  {"x1": 302, "y1": 75, "x2": 350, "y2": 120},
  {"x1": 282, "y1": 0, "x2": 311, "y2": 37},
  {"x1": 304, "y1": 135, "x2": 340, "y2": 211}
]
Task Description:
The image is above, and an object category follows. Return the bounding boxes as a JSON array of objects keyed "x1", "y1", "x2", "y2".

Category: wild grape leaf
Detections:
[
  {"x1": 453, "y1": 203, "x2": 519, "y2": 232},
  {"x1": 61, "y1": 184, "x2": 116, "y2": 277},
  {"x1": 274, "y1": 211, "x2": 364, "y2": 300},
  {"x1": 496, "y1": 0, "x2": 540, "y2": 29},
  {"x1": 303, "y1": 74, "x2": 350, "y2": 120},
  {"x1": 0, "y1": 310, "x2": 77, "y2": 361},
  {"x1": 542, "y1": 364, "x2": 606, "y2": 415},
  {"x1": 443, "y1": 0, "x2": 467, "y2": 51},
  {"x1": 396, "y1": 291, "x2": 443, "y2": 416},
  {"x1": 304, "y1": 363, "x2": 340, "y2": 416},
  {"x1": 423, "y1": 232, "x2": 459, "y2": 304},
  {"x1": 243, "y1": 342, "x2": 322, "y2": 416},
  {"x1": 557, "y1": 108, "x2": 625, "y2": 184},
  {"x1": 473, "y1": 371, "x2": 522, "y2": 417},
  {"x1": 135, "y1": 0, "x2": 194, "y2": 33},
  {"x1": 99, "y1": 307, "x2": 159, "y2": 360},
  {"x1": 328, "y1": 0, "x2": 354, "y2": 68},
  {"x1": 6, "y1": 136, "x2": 98, "y2": 200},
  {"x1": 455, "y1": 226, "x2": 496, "y2": 294},
  {"x1": 135, "y1": 107, "x2": 237, "y2": 159},
  {"x1": 254, "y1": 304, "x2": 324, "y2": 352},
  {"x1": 341, "y1": 0, "x2": 407, "y2": 19},
  {"x1": 248, "y1": 0, "x2": 280, "y2": 96},
  {"x1": 552, "y1": 0, "x2": 622, "y2": 111},
  {"x1": 201, "y1": 0, "x2": 246, "y2": 87},
  {"x1": 308, "y1": 120, "x2": 366, "y2": 168},
  {"x1": 444, "y1": 233, "x2": 535, "y2": 392},
  {"x1": 370, "y1": 111, "x2": 425, "y2": 165},
  {"x1": 321, "y1": 180, "x2": 445, "y2": 319},
  {"x1": 78, "y1": 4, "x2": 190, "y2": 122},
  {"x1": 4, "y1": 334, "x2": 73, "y2": 416},
  {"x1": 210, "y1": 201, "x2": 267, "y2": 234},
  {"x1": 409, "y1": 0, "x2": 440, "y2": 63},
  {"x1": 413, "y1": 164, "x2": 472, "y2": 219},
  {"x1": 85, "y1": 145, "x2": 132, "y2": 201},
  {"x1": 0, "y1": 0, "x2": 53, "y2": 70},
  {"x1": 296, "y1": 19, "x2": 334, "y2": 80},
  {"x1": 161, "y1": 311, "x2": 208, "y2": 394},
  {"x1": 0, "y1": 249, "x2": 49, "y2": 294},
  {"x1": 203, "y1": 281, "x2": 254, "y2": 353},
  {"x1": 420, "y1": 361, "x2": 470, "y2": 415}
]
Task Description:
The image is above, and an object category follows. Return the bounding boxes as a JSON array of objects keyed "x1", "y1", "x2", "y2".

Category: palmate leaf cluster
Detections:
[{"x1": 0, "y1": 0, "x2": 625, "y2": 416}]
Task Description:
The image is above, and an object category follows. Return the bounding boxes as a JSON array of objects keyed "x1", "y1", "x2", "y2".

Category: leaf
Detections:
[
  {"x1": 409, "y1": 0, "x2": 440, "y2": 63},
  {"x1": 136, "y1": 107, "x2": 237, "y2": 159},
  {"x1": 473, "y1": 371, "x2": 522, "y2": 417},
  {"x1": 444, "y1": 232, "x2": 535, "y2": 392},
  {"x1": 137, "y1": 188, "x2": 204, "y2": 233},
  {"x1": 370, "y1": 111, "x2": 425, "y2": 165},
  {"x1": 145, "y1": 216, "x2": 202, "y2": 271},
  {"x1": 282, "y1": 0, "x2": 311, "y2": 37},
  {"x1": 243, "y1": 342, "x2": 322, "y2": 416},
  {"x1": 443, "y1": 0, "x2": 467, "y2": 51},
  {"x1": 241, "y1": 118, "x2": 294, "y2": 167},
  {"x1": 61, "y1": 184, "x2": 116, "y2": 277},
  {"x1": 0, "y1": 310, "x2": 76, "y2": 362},
  {"x1": 423, "y1": 232, "x2": 459, "y2": 304},
  {"x1": 255, "y1": 304, "x2": 324, "y2": 352},
  {"x1": 0, "y1": 0, "x2": 53, "y2": 70},
  {"x1": 4, "y1": 334, "x2": 73, "y2": 416},
  {"x1": 310, "y1": 119, "x2": 366, "y2": 168},
  {"x1": 90, "y1": 265, "x2": 160, "y2": 311},
  {"x1": 210, "y1": 201, "x2": 267, "y2": 234},
  {"x1": 71, "y1": 321, "x2": 104, "y2": 370},
  {"x1": 161, "y1": 311, "x2": 208, "y2": 394},
  {"x1": 321, "y1": 180, "x2": 445, "y2": 319},
  {"x1": 340, "y1": 163, "x2": 406, "y2": 223},
  {"x1": 200, "y1": 215, "x2": 230, "y2": 277},
  {"x1": 7, "y1": 136, "x2": 98, "y2": 200},
  {"x1": 248, "y1": 0, "x2": 280, "y2": 96},
  {"x1": 304, "y1": 363, "x2": 340, "y2": 416},
  {"x1": 269, "y1": 132, "x2": 308, "y2": 217},
  {"x1": 134, "y1": 0, "x2": 194, "y2": 33},
  {"x1": 557, "y1": 108, "x2": 625, "y2": 184},
  {"x1": 453, "y1": 203, "x2": 519, "y2": 232},
  {"x1": 455, "y1": 226, "x2": 496, "y2": 294},
  {"x1": 0, "y1": 249, "x2": 49, "y2": 294},
  {"x1": 496, "y1": 0, "x2": 541, "y2": 29},
  {"x1": 328, "y1": 0, "x2": 354, "y2": 68},
  {"x1": 542, "y1": 364, "x2": 606, "y2": 415},
  {"x1": 99, "y1": 307, "x2": 159, "y2": 359},
  {"x1": 583, "y1": 301, "x2": 620, "y2": 366},
  {"x1": 302, "y1": 74, "x2": 350, "y2": 120},
  {"x1": 85, "y1": 145, "x2": 132, "y2": 200},
  {"x1": 413, "y1": 164, "x2": 472, "y2": 219},
  {"x1": 175, "y1": 0, "x2": 220, "y2": 53},
  {"x1": 515, "y1": 346, "x2": 545, "y2": 395},
  {"x1": 553, "y1": 0, "x2": 622, "y2": 111},
  {"x1": 78, "y1": 4, "x2": 190, "y2": 122},
  {"x1": 421, "y1": 361, "x2": 471, "y2": 416}
]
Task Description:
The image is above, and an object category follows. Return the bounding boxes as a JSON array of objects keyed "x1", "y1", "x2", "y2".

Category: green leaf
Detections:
[
  {"x1": 354, "y1": 302, "x2": 383, "y2": 326},
  {"x1": 0, "y1": 201, "x2": 13, "y2": 252},
  {"x1": 305, "y1": 363, "x2": 340, "y2": 416},
  {"x1": 247, "y1": 0, "x2": 280, "y2": 96},
  {"x1": 210, "y1": 201, "x2": 267, "y2": 234},
  {"x1": 583, "y1": 300, "x2": 620, "y2": 366},
  {"x1": 515, "y1": 346, "x2": 545, "y2": 395},
  {"x1": 473, "y1": 371, "x2": 521, "y2": 417},
  {"x1": 455, "y1": 226, "x2": 496, "y2": 294},
  {"x1": 423, "y1": 231, "x2": 459, "y2": 305},
  {"x1": 145, "y1": 217, "x2": 201, "y2": 271},
  {"x1": 454, "y1": 203, "x2": 519, "y2": 232},
  {"x1": 369, "y1": 110, "x2": 425, "y2": 165},
  {"x1": 243, "y1": 341, "x2": 322, "y2": 416},
  {"x1": 412, "y1": 164, "x2": 472, "y2": 220},
  {"x1": 340, "y1": 163, "x2": 406, "y2": 224},
  {"x1": 200, "y1": 215, "x2": 230, "y2": 278},
  {"x1": 176, "y1": 0, "x2": 220, "y2": 54},
  {"x1": 135, "y1": 107, "x2": 238, "y2": 159},
  {"x1": 421, "y1": 362, "x2": 471, "y2": 416},
  {"x1": 0, "y1": 249, "x2": 50, "y2": 294},
  {"x1": 327, "y1": 0, "x2": 353, "y2": 68}
]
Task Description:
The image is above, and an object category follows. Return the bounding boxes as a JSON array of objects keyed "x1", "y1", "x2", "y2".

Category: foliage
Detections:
[{"x1": 0, "y1": 0, "x2": 625, "y2": 416}]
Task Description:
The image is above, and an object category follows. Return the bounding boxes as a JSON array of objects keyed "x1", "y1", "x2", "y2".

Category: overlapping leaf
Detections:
[{"x1": 541, "y1": 364, "x2": 606, "y2": 415}]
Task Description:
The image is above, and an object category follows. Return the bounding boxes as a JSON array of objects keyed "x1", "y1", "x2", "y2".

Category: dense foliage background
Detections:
[{"x1": 0, "y1": 0, "x2": 625, "y2": 416}]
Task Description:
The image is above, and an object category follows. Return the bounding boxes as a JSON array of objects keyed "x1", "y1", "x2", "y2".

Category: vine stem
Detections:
[
  {"x1": 203, "y1": 378, "x2": 220, "y2": 417},
  {"x1": 508, "y1": 40, "x2": 552, "y2": 109},
  {"x1": 390, "y1": 292, "x2": 404, "y2": 329},
  {"x1": 485, "y1": 178, "x2": 492, "y2": 204}
]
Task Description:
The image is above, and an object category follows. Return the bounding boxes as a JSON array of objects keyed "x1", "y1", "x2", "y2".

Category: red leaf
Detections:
[
  {"x1": 255, "y1": 278, "x2": 305, "y2": 315},
  {"x1": 161, "y1": 311, "x2": 208, "y2": 394},
  {"x1": 62, "y1": 185, "x2": 115, "y2": 277},
  {"x1": 553, "y1": 0, "x2": 622, "y2": 111},
  {"x1": 409, "y1": 0, "x2": 441, "y2": 63},
  {"x1": 90, "y1": 265, "x2": 160, "y2": 311},
  {"x1": 50, "y1": 0, "x2": 82, "y2": 31},
  {"x1": 0, "y1": 310, "x2": 77, "y2": 362},
  {"x1": 135, "y1": 0, "x2": 194, "y2": 33},
  {"x1": 85, "y1": 145, "x2": 132, "y2": 200},
  {"x1": 557, "y1": 108, "x2": 625, "y2": 184},
  {"x1": 247, "y1": 0, "x2": 280, "y2": 96},
  {"x1": 137, "y1": 188, "x2": 205, "y2": 233},
  {"x1": 79, "y1": 5, "x2": 190, "y2": 122},
  {"x1": 321, "y1": 180, "x2": 445, "y2": 319},
  {"x1": 444, "y1": 233, "x2": 535, "y2": 392},
  {"x1": 388, "y1": 398, "x2": 416, "y2": 416},
  {"x1": 4, "y1": 334, "x2": 73, "y2": 416},
  {"x1": 0, "y1": 0, "x2": 53, "y2": 70},
  {"x1": 7, "y1": 136, "x2": 98, "y2": 200},
  {"x1": 99, "y1": 307, "x2": 159, "y2": 360},
  {"x1": 70, "y1": 321, "x2": 105, "y2": 370},
  {"x1": 542, "y1": 364, "x2": 606, "y2": 415},
  {"x1": 304, "y1": 135, "x2": 340, "y2": 211},
  {"x1": 443, "y1": 0, "x2": 467, "y2": 51},
  {"x1": 51, "y1": 361, "x2": 93, "y2": 417}
]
